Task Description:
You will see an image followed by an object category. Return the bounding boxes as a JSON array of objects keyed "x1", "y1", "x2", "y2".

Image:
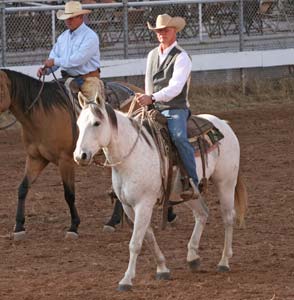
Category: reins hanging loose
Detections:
[
  {"x1": 26, "y1": 67, "x2": 71, "y2": 114},
  {"x1": 25, "y1": 73, "x2": 46, "y2": 113}
]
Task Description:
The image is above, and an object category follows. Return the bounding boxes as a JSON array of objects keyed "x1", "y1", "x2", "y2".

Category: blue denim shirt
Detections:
[{"x1": 48, "y1": 23, "x2": 100, "y2": 76}]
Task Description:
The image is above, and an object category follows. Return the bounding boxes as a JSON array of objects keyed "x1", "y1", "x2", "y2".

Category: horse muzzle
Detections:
[{"x1": 73, "y1": 150, "x2": 93, "y2": 166}]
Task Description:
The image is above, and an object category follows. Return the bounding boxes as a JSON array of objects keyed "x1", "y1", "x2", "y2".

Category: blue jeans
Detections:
[{"x1": 161, "y1": 109, "x2": 199, "y2": 187}]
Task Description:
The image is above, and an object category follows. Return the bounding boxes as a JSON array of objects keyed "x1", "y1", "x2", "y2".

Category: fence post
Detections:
[
  {"x1": 0, "y1": 0, "x2": 6, "y2": 67},
  {"x1": 122, "y1": 0, "x2": 128, "y2": 59},
  {"x1": 239, "y1": 0, "x2": 246, "y2": 94},
  {"x1": 52, "y1": 9, "x2": 56, "y2": 46},
  {"x1": 199, "y1": 2, "x2": 203, "y2": 42},
  {"x1": 239, "y1": 0, "x2": 244, "y2": 51}
]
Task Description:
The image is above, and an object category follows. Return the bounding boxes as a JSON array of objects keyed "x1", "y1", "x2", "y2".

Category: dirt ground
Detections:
[{"x1": 1, "y1": 85, "x2": 294, "y2": 300}]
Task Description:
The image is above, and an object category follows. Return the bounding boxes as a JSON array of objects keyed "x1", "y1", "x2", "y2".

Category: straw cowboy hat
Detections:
[
  {"x1": 147, "y1": 14, "x2": 186, "y2": 33},
  {"x1": 57, "y1": 1, "x2": 91, "y2": 20}
]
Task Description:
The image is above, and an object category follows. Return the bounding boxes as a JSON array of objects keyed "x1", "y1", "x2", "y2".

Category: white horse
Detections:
[{"x1": 74, "y1": 93, "x2": 247, "y2": 291}]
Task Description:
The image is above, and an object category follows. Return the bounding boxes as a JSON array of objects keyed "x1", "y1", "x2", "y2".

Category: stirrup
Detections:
[{"x1": 180, "y1": 178, "x2": 200, "y2": 200}]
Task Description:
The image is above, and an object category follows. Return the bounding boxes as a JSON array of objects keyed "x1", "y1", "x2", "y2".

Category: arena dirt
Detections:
[{"x1": 0, "y1": 83, "x2": 294, "y2": 300}]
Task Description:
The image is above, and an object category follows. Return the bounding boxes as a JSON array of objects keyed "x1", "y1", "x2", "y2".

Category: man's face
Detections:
[
  {"x1": 155, "y1": 27, "x2": 177, "y2": 46},
  {"x1": 65, "y1": 15, "x2": 83, "y2": 31}
]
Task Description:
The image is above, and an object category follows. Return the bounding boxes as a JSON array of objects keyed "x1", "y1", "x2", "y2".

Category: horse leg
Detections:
[
  {"x1": 59, "y1": 160, "x2": 80, "y2": 239},
  {"x1": 14, "y1": 156, "x2": 48, "y2": 240},
  {"x1": 104, "y1": 200, "x2": 177, "y2": 232},
  {"x1": 117, "y1": 203, "x2": 153, "y2": 291},
  {"x1": 123, "y1": 204, "x2": 170, "y2": 280},
  {"x1": 103, "y1": 198, "x2": 123, "y2": 232},
  {"x1": 216, "y1": 180, "x2": 236, "y2": 272},
  {"x1": 118, "y1": 203, "x2": 170, "y2": 279},
  {"x1": 144, "y1": 227, "x2": 170, "y2": 280},
  {"x1": 185, "y1": 196, "x2": 209, "y2": 272}
]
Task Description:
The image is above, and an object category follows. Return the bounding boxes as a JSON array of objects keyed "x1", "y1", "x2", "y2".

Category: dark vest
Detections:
[{"x1": 148, "y1": 45, "x2": 190, "y2": 111}]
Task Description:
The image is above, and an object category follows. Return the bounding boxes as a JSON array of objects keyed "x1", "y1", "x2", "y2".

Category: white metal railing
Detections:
[{"x1": 1, "y1": 0, "x2": 294, "y2": 67}]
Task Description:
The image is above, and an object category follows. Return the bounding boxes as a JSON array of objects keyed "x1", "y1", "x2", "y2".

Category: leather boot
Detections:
[{"x1": 180, "y1": 178, "x2": 200, "y2": 200}]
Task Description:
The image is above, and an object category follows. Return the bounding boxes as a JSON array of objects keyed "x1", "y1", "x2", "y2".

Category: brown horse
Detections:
[{"x1": 0, "y1": 68, "x2": 142, "y2": 240}]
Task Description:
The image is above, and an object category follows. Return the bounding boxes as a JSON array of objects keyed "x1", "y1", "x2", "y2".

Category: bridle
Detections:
[{"x1": 93, "y1": 97, "x2": 147, "y2": 168}]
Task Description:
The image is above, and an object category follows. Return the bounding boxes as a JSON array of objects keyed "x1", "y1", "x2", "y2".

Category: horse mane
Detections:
[
  {"x1": 129, "y1": 117, "x2": 152, "y2": 148},
  {"x1": 105, "y1": 103, "x2": 118, "y2": 130},
  {"x1": 2, "y1": 69, "x2": 73, "y2": 114},
  {"x1": 2, "y1": 69, "x2": 78, "y2": 141},
  {"x1": 89, "y1": 99, "x2": 151, "y2": 147}
]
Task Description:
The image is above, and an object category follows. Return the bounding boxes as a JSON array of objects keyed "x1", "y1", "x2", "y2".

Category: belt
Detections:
[
  {"x1": 61, "y1": 68, "x2": 101, "y2": 79},
  {"x1": 82, "y1": 69, "x2": 100, "y2": 78}
]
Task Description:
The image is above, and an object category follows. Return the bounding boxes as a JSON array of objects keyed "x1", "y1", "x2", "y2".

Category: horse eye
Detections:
[{"x1": 93, "y1": 121, "x2": 100, "y2": 127}]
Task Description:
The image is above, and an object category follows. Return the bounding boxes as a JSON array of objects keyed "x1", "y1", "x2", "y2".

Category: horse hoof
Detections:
[
  {"x1": 103, "y1": 225, "x2": 116, "y2": 233},
  {"x1": 217, "y1": 265, "x2": 230, "y2": 272},
  {"x1": 65, "y1": 231, "x2": 78, "y2": 240},
  {"x1": 156, "y1": 272, "x2": 171, "y2": 280},
  {"x1": 13, "y1": 231, "x2": 26, "y2": 241},
  {"x1": 188, "y1": 258, "x2": 201, "y2": 272},
  {"x1": 117, "y1": 284, "x2": 132, "y2": 291}
]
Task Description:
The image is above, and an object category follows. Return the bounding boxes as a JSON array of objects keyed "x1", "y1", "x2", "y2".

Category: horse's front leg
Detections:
[
  {"x1": 14, "y1": 156, "x2": 48, "y2": 241},
  {"x1": 121, "y1": 204, "x2": 170, "y2": 279},
  {"x1": 144, "y1": 226, "x2": 170, "y2": 280},
  {"x1": 118, "y1": 202, "x2": 153, "y2": 291},
  {"x1": 59, "y1": 160, "x2": 80, "y2": 239}
]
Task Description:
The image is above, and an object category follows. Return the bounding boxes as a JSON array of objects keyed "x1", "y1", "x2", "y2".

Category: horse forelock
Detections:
[
  {"x1": 88, "y1": 102, "x2": 117, "y2": 130},
  {"x1": 89, "y1": 103, "x2": 104, "y2": 120}
]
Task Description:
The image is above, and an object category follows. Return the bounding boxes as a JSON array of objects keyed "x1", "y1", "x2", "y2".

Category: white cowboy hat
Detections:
[
  {"x1": 147, "y1": 14, "x2": 186, "y2": 33},
  {"x1": 56, "y1": 1, "x2": 91, "y2": 20}
]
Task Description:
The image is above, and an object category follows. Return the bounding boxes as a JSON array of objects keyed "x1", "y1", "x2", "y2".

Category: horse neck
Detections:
[
  {"x1": 104, "y1": 111, "x2": 149, "y2": 167},
  {"x1": 10, "y1": 101, "x2": 34, "y2": 130},
  {"x1": 4, "y1": 72, "x2": 35, "y2": 128}
]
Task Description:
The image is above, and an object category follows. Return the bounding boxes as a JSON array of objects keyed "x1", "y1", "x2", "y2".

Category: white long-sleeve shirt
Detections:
[{"x1": 145, "y1": 41, "x2": 192, "y2": 103}]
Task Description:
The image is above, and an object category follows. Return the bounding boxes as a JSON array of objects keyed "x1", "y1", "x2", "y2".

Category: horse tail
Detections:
[{"x1": 234, "y1": 172, "x2": 248, "y2": 228}]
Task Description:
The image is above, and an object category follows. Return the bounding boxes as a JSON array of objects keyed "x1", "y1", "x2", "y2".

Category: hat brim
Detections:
[
  {"x1": 57, "y1": 9, "x2": 91, "y2": 20},
  {"x1": 147, "y1": 17, "x2": 186, "y2": 33}
]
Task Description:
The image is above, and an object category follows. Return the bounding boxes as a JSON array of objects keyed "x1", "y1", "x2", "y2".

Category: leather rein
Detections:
[{"x1": 25, "y1": 68, "x2": 69, "y2": 114}]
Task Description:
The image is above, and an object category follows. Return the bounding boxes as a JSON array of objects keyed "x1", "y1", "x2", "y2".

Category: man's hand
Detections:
[
  {"x1": 37, "y1": 66, "x2": 46, "y2": 78},
  {"x1": 136, "y1": 93, "x2": 153, "y2": 107},
  {"x1": 36, "y1": 59, "x2": 55, "y2": 78},
  {"x1": 43, "y1": 58, "x2": 54, "y2": 68}
]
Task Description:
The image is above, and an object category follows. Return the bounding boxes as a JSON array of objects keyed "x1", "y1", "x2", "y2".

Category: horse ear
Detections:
[
  {"x1": 94, "y1": 92, "x2": 106, "y2": 109},
  {"x1": 94, "y1": 80, "x2": 106, "y2": 107},
  {"x1": 0, "y1": 71, "x2": 12, "y2": 112},
  {"x1": 78, "y1": 91, "x2": 88, "y2": 108}
]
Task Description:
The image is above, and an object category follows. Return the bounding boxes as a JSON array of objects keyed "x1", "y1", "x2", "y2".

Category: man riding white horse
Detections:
[{"x1": 136, "y1": 14, "x2": 200, "y2": 200}]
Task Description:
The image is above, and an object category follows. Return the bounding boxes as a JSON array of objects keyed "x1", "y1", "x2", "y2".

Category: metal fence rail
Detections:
[{"x1": 1, "y1": 0, "x2": 294, "y2": 67}]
